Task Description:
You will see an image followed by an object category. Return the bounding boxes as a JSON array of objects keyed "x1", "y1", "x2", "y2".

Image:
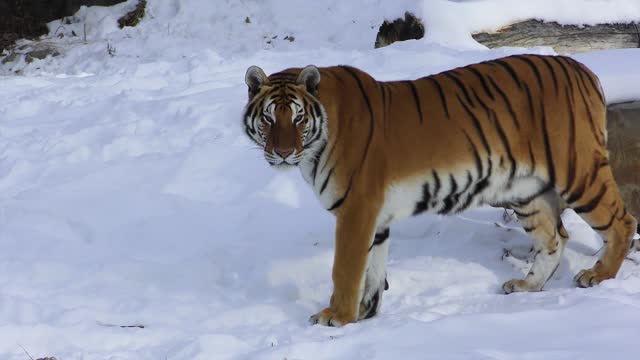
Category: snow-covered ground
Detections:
[{"x1": 1, "y1": 1, "x2": 640, "y2": 359}]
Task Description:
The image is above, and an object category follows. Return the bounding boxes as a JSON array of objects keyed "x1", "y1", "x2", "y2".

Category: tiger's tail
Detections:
[{"x1": 606, "y1": 103, "x2": 640, "y2": 239}]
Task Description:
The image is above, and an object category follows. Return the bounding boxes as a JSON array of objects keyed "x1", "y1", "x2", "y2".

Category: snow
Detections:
[{"x1": 0, "y1": 0, "x2": 639, "y2": 359}]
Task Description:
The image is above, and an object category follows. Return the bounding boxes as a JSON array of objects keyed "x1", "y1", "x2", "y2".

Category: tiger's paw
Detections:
[
  {"x1": 574, "y1": 269, "x2": 607, "y2": 288},
  {"x1": 309, "y1": 308, "x2": 355, "y2": 327},
  {"x1": 502, "y1": 278, "x2": 543, "y2": 294}
]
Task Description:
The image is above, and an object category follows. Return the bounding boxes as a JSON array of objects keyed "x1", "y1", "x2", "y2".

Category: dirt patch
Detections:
[
  {"x1": 607, "y1": 101, "x2": 640, "y2": 223},
  {"x1": 118, "y1": 0, "x2": 146, "y2": 29},
  {"x1": 0, "y1": 0, "x2": 126, "y2": 52}
]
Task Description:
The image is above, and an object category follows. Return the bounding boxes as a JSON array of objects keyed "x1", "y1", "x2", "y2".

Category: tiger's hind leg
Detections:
[
  {"x1": 567, "y1": 166, "x2": 638, "y2": 287},
  {"x1": 503, "y1": 190, "x2": 569, "y2": 293},
  {"x1": 358, "y1": 227, "x2": 390, "y2": 320}
]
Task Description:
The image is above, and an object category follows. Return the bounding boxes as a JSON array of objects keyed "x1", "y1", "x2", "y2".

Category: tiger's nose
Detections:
[{"x1": 275, "y1": 148, "x2": 294, "y2": 159}]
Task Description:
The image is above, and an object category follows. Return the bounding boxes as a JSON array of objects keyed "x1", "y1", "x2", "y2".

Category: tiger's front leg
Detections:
[{"x1": 309, "y1": 204, "x2": 378, "y2": 327}]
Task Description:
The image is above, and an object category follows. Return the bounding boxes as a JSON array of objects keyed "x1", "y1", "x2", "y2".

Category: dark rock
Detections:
[{"x1": 375, "y1": 12, "x2": 425, "y2": 49}]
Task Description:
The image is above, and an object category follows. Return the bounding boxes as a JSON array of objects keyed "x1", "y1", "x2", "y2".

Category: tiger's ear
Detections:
[
  {"x1": 297, "y1": 65, "x2": 320, "y2": 96},
  {"x1": 245, "y1": 65, "x2": 268, "y2": 99}
]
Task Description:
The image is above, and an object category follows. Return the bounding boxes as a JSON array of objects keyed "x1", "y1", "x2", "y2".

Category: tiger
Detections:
[{"x1": 241, "y1": 54, "x2": 639, "y2": 327}]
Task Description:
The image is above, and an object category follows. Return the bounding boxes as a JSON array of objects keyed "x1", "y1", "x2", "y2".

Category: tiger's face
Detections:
[{"x1": 242, "y1": 65, "x2": 327, "y2": 168}]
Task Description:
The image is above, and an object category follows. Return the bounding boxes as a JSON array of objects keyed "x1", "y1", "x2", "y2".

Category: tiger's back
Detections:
[{"x1": 376, "y1": 56, "x2": 607, "y2": 212}]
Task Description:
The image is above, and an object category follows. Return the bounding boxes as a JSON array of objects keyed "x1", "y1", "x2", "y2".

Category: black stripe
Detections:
[
  {"x1": 486, "y1": 75, "x2": 520, "y2": 130},
  {"x1": 588, "y1": 159, "x2": 609, "y2": 187},
  {"x1": 342, "y1": 67, "x2": 375, "y2": 161},
  {"x1": 571, "y1": 63, "x2": 605, "y2": 148},
  {"x1": 515, "y1": 55, "x2": 543, "y2": 90},
  {"x1": 538, "y1": 55, "x2": 559, "y2": 96},
  {"x1": 466, "y1": 66, "x2": 495, "y2": 101},
  {"x1": 469, "y1": 86, "x2": 492, "y2": 117},
  {"x1": 369, "y1": 228, "x2": 390, "y2": 250},
  {"x1": 617, "y1": 207, "x2": 627, "y2": 221},
  {"x1": 472, "y1": 158, "x2": 492, "y2": 199},
  {"x1": 592, "y1": 210, "x2": 617, "y2": 231},
  {"x1": 425, "y1": 77, "x2": 449, "y2": 118},
  {"x1": 493, "y1": 59, "x2": 523, "y2": 89},
  {"x1": 245, "y1": 127, "x2": 256, "y2": 138},
  {"x1": 245, "y1": 101, "x2": 257, "y2": 118},
  {"x1": 457, "y1": 188, "x2": 477, "y2": 213},
  {"x1": 328, "y1": 184, "x2": 351, "y2": 211},
  {"x1": 523, "y1": 226, "x2": 536, "y2": 233},
  {"x1": 548, "y1": 57, "x2": 572, "y2": 91},
  {"x1": 459, "y1": 171, "x2": 474, "y2": 200},
  {"x1": 580, "y1": 85, "x2": 602, "y2": 147},
  {"x1": 311, "y1": 140, "x2": 327, "y2": 184},
  {"x1": 404, "y1": 81, "x2": 424, "y2": 124},
  {"x1": 541, "y1": 97, "x2": 556, "y2": 186},
  {"x1": 573, "y1": 183, "x2": 608, "y2": 214},
  {"x1": 566, "y1": 57, "x2": 605, "y2": 104},
  {"x1": 445, "y1": 72, "x2": 473, "y2": 105},
  {"x1": 564, "y1": 87, "x2": 578, "y2": 196},
  {"x1": 514, "y1": 186, "x2": 550, "y2": 207},
  {"x1": 313, "y1": 102, "x2": 323, "y2": 118},
  {"x1": 438, "y1": 174, "x2": 458, "y2": 215},
  {"x1": 432, "y1": 170, "x2": 442, "y2": 200},
  {"x1": 567, "y1": 60, "x2": 592, "y2": 102},
  {"x1": 303, "y1": 102, "x2": 323, "y2": 149},
  {"x1": 514, "y1": 209, "x2": 540, "y2": 218},
  {"x1": 567, "y1": 61, "x2": 605, "y2": 142},
  {"x1": 457, "y1": 94, "x2": 491, "y2": 155},
  {"x1": 463, "y1": 131, "x2": 483, "y2": 178},
  {"x1": 528, "y1": 141, "x2": 536, "y2": 176},
  {"x1": 320, "y1": 167, "x2": 334, "y2": 194},
  {"x1": 413, "y1": 182, "x2": 431, "y2": 215},
  {"x1": 363, "y1": 291, "x2": 380, "y2": 319},
  {"x1": 490, "y1": 109, "x2": 517, "y2": 182},
  {"x1": 453, "y1": 171, "x2": 474, "y2": 213},
  {"x1": 304, "y1": 123, "x2": 322, "y2": 149},
  {"x1": 566, "y1": 177, "x2": 587, "y2": 204},
  {"x1": 522, "y1": 82, "x2": 535, "y2": 120},
  {"x1": 555, "y1": 57, "x2": 578, "y2": 99},
  {"x1": 380, "y1": 83, "x2": 388, "y2": 133},
  {"x1": 319, "y1": 142, "x2": 338, "y2": 174},
  {"x1": 329, "y1": 66, "x2": 376, "y2": 211}
]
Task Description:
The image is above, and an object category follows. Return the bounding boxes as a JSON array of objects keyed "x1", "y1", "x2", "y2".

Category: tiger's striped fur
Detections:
[{"x1": 242, "y1": 54, "x2": 638, "y2": 327}]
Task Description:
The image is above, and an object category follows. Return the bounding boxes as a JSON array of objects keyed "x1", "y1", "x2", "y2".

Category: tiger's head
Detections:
[{"x1": 242, "y1": 65, "x2": 327, "y2": 168}]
